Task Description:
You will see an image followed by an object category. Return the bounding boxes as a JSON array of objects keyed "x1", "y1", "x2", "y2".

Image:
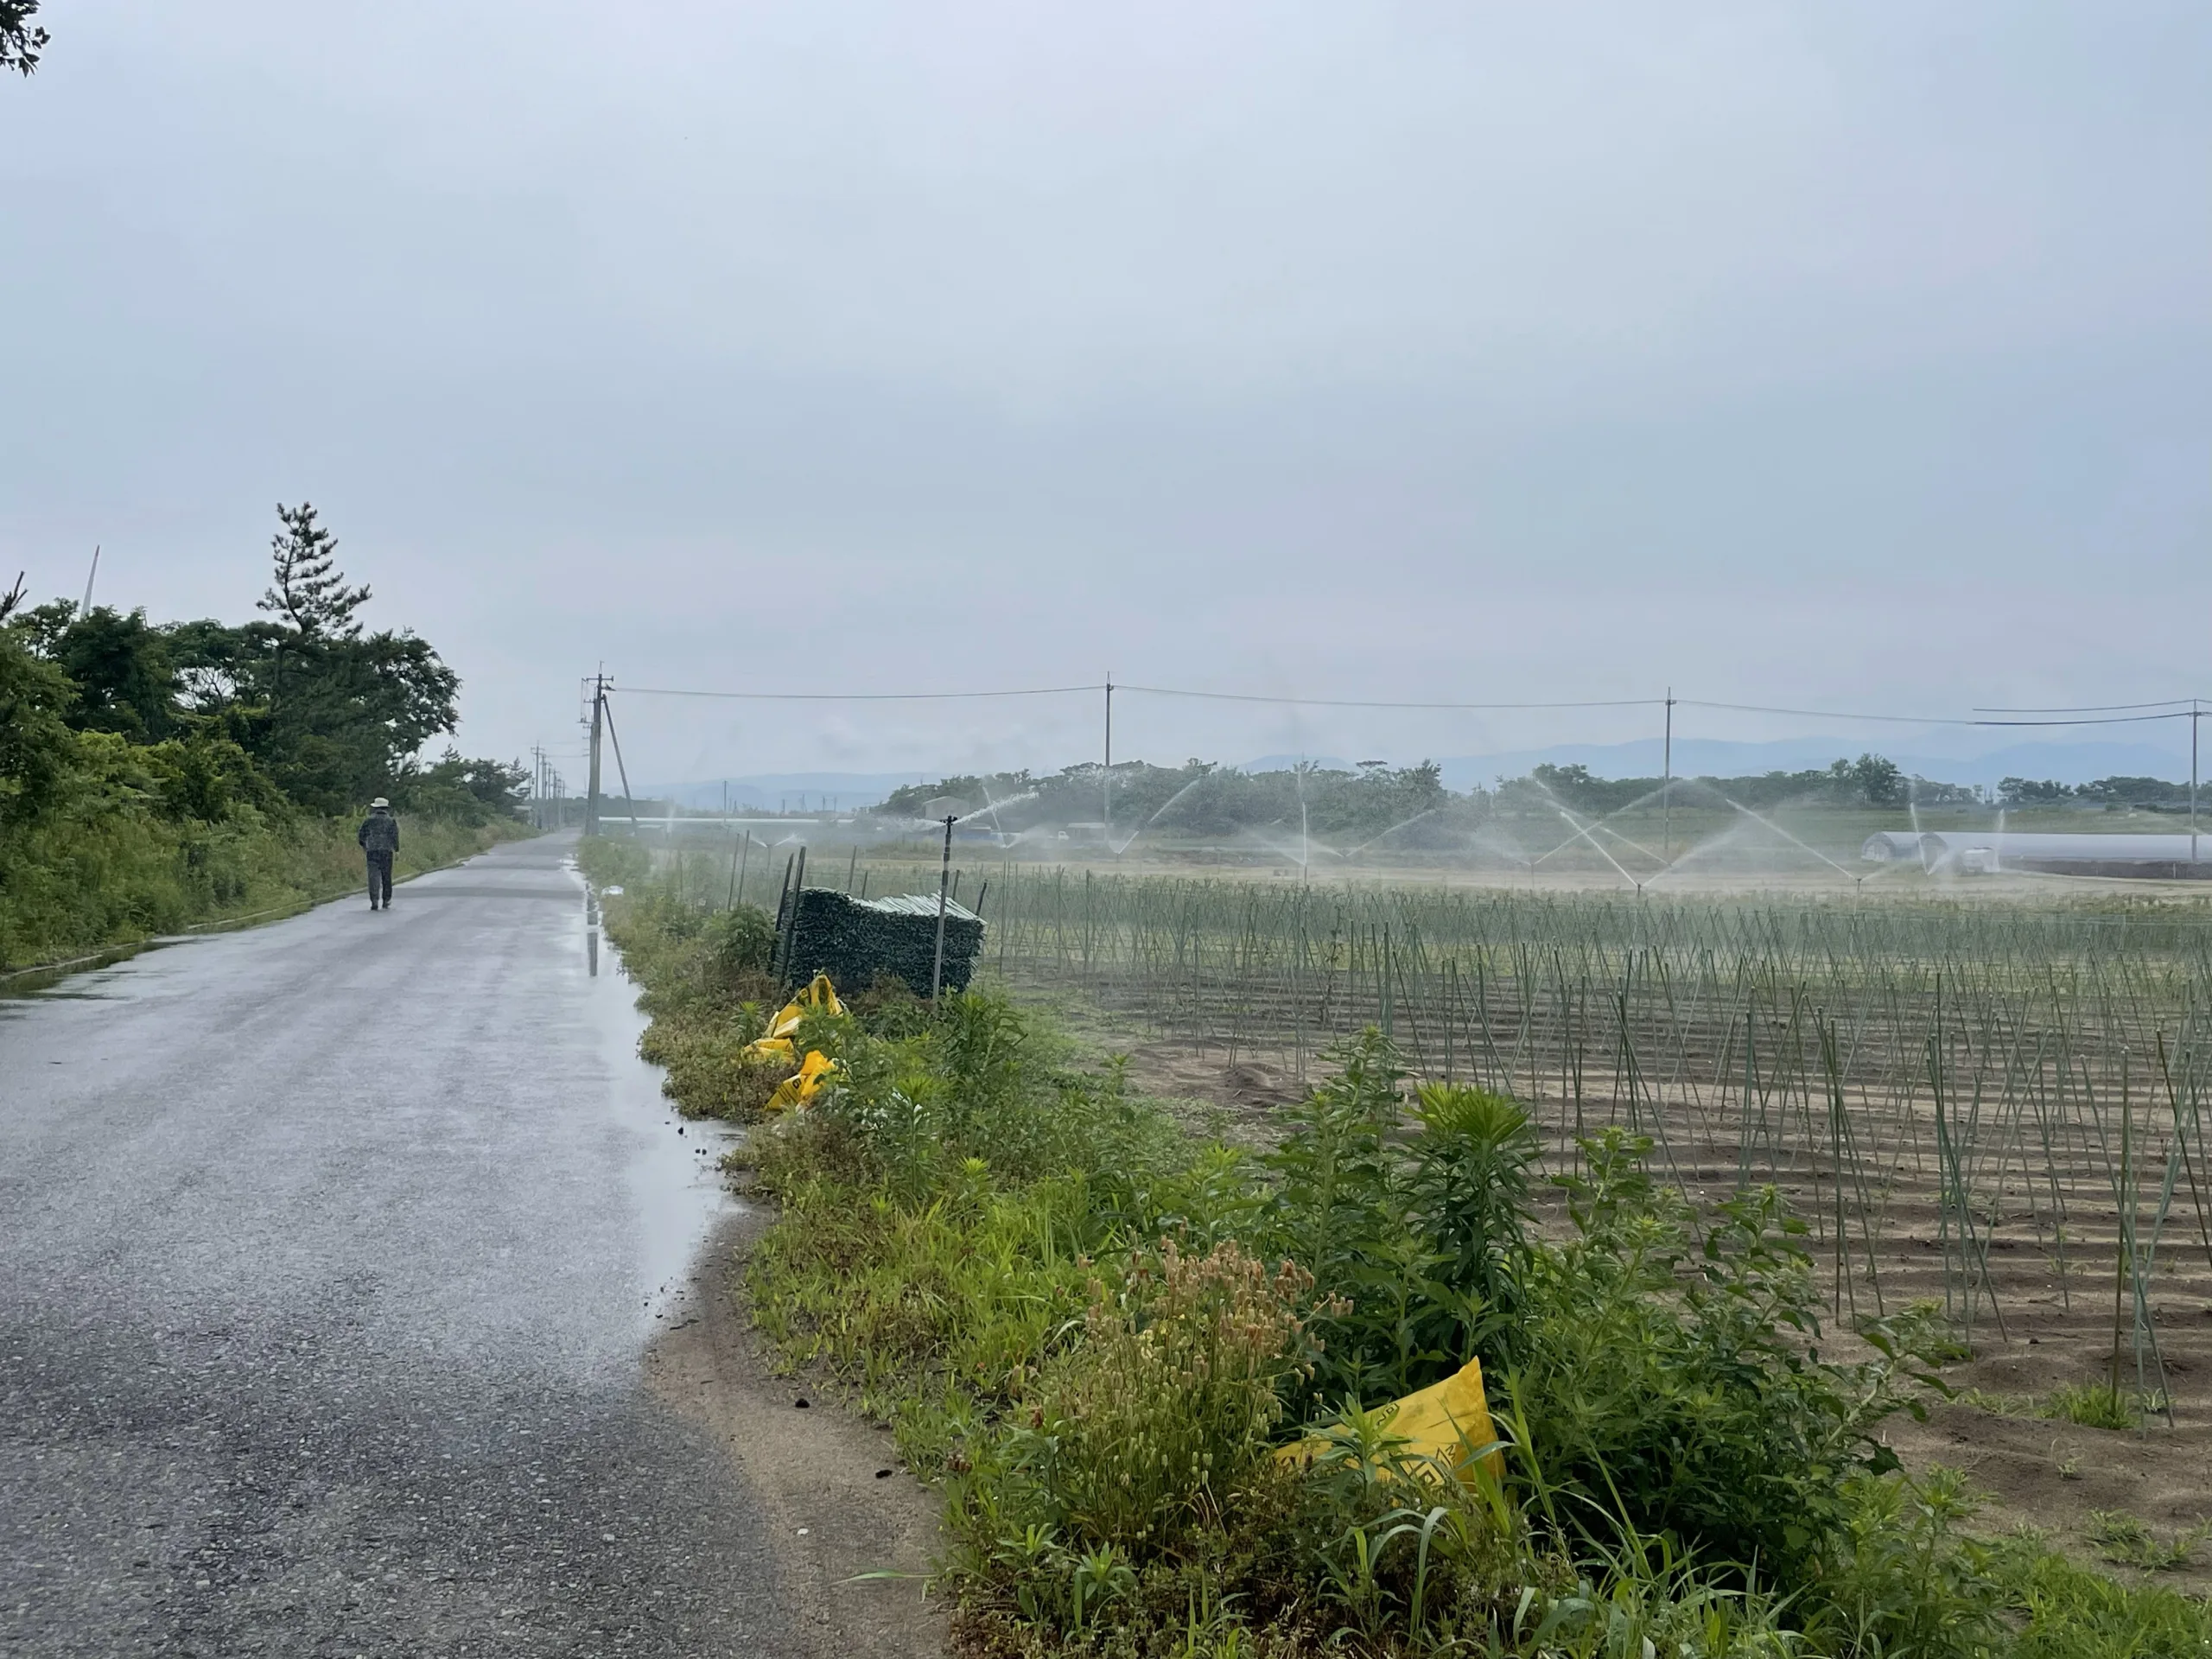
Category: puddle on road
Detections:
[
  {"x1": 569, "y1": 872, "x2": 747, "y2": 1337},
  {"x1": 0, "y1": 938, "x2": 183, "y2": 1002}
]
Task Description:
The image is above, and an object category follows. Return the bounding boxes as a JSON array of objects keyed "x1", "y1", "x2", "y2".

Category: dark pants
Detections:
[{"x1": 366, "y1": 850, "x2": 394, "y2": 906}]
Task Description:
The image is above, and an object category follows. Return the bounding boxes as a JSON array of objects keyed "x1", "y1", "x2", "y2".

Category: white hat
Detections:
[{"x1": 372, "y1": 797, "x2": 390, "y2": 808}]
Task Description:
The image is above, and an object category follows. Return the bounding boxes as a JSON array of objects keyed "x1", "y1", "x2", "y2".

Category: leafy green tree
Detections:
[
  {"x1": 394, "y1": 747, "x2": 529, "y2": 824},
  {"x1": 1, "y1": 0, "x2": 47, "y2": 77},
  {"x1": 165, "y1": 614, "x2": 277, "y2": 716},
  {"x1": 1850, "y1": 752, "x2": 1904, "y2": 807},
  {"x1": 140, "y1": 734, "x2": 288, "y2": 823},
  {"x1": 2078, "y1": 774, "x2": 2191, "y2": 808},
  {"x1": 0, "y1": 620, "x2": 78, "y2": 827},
  {"x1": 19, "y1": 604, "x2": 181, "y2": 741}
]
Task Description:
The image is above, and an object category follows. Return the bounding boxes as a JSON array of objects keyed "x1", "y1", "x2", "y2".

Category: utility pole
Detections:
[
  {"x1": 930, "y1": 815, "x2": 957, "y2": 1002},
  {"x1": 600, "y1": 693, "x2": 642, "y2": 835},
  {"x1": 1103, "y1": 671, "x2": 1114, "y2": 846},
  {"x1": 1662, "y1": 687, "x2": 1675, "y2": 864},
  {"x1": 2194, "y1": 699, "x2": 2202, "y2": 865},
  {"x1": 585, "y1": 675, "x2": 607, "y2": 836}
]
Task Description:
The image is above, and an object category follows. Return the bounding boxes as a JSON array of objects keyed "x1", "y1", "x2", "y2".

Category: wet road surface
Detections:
[{"x1": 0, "y1": 835, "x2": 793, "y2": 1656}]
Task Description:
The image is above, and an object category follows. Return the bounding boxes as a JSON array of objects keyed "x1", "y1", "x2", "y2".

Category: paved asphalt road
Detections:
[{"x1": 0, "y1": 834, "x2": 797, "y2": 1656}]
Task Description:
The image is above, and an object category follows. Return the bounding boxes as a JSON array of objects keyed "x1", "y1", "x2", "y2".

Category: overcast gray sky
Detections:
[{"x1": 3, "y1": 2, "x2": 2207, "y2": 785}]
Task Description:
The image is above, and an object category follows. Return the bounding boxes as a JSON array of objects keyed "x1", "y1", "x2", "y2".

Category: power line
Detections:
[
  {"x1": 1117, "y1": 684, "x2": 1663, "y2": 712},
  {"x1": 1972, "y1": 712, "x2": 2198, "y2": 728},
  {"x1": 1974, "y1": 699, "x2": 2201, "y2": 714},
  {"x1": 1685, "y1": 699, "x2": 2200, "y2": 729},
  {"x1": 617, "y1": 683, "x2": 1103, "y2": 702},
  {"x1": 1634, "y1": 698, "x2": 1948, "y2": 725},
  {"x1": 599, "y1": 677, "x2": 2205, "y2": 728}
]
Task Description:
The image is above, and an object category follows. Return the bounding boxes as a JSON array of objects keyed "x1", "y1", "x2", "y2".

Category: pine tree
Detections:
[
  {"x1": 258, "y1": 503, "x2": 370, "y2": 639},
  {"x1": 1, "y1": 2, "x2": 49, "y2": 78}
]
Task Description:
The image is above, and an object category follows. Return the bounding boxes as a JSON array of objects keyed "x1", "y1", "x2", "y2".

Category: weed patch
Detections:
[
  {"x1": 2085, "y1": 1510, "x2": 2212, "y2": 1573},
  {"x1": 2046, "y1": 1382, "x2": 2147, "y2": 1432}
]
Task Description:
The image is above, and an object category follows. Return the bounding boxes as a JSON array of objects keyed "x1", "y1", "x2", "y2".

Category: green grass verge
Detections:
[
  {"x1": 0, "y1": 810, "x2": 530, "y2": 971},
  {"x1": 594, "y1": 847, "x2": 2212, "y2": 1659}
]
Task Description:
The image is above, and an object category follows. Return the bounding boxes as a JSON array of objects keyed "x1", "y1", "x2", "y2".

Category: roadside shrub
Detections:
[
  {"x1": 1262, "y1": 1035, "x2": 1541, "y2": 1414},
  {"x1": 0, "y1": 781, "x2": 513, "y2": 969},
  {"x1": 1278, "y1": 1397, "x2": 1531, "y2": 1649},
  {"x1": 576, "y1": 834, "x2": 652, "y2": 890},
  {"x1": 638, "y1": 1015, "x2": 787, "y2": 1119},
  {"x1": 1014, "y1": 1240, "x2": 1315, "y2": 1556},
  {"x1": 1509, "y1": 1129, "x2": 1935, "y2": 1586},
  {"x1": 1408, "y1": 1081, "x2": 1538, "y2": 1363},
  {"x1": 1805, "y1": 1467, "x2": 1999, "y2": 1656},
  {"x1": 607, "y1": 891, "x2": 779, "y2": 1031},
  {"x1": 747, "y1": 1149, "x2": 1099, "y2": 1465},
  {"x1": 703, "y1": 901, "x2": 778, "y2": 982},
  {"x1": 1261, "y1": 1030, "x2": 1440, "y2": 1412},
  {"x1": 848, "y1": 970, "x2": 932, "y2": 1033}
]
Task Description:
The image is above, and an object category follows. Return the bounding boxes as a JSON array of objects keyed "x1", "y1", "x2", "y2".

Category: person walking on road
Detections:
[{"x1": 359, "y1": 798, "x2": 400, "y2": 910}]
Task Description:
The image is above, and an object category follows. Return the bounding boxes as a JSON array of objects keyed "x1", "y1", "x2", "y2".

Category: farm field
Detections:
[
  {"x1": 980, "y1": 868, "x2": 2212, "y2": 1579},
  {"x1": 597, "y1": 825, "x2": 2212, "y2": 1650},
  {"x1": 645, "y1": 826, "x2": 2212, "y2": 1579}
]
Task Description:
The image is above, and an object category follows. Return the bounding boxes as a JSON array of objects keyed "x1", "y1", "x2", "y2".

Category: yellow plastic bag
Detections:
[
  {"x1": 747, "y1": 975, "x2": 845, "y2": 1111},
  {"x1": 743, "y1": 974, "x2": 843, "y2": 1060},
  {"x1": 763, "y1": 1047, "x2": 839, "y2": 1112},
  {"x1": 1277, "y1": 1357, "x2": 1504, "y2": 1484}
]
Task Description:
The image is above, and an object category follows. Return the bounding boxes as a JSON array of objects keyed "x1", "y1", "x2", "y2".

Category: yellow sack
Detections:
[
  {"x1": 744, "y1": 977, "x2": 843, "y2": 1112},
  {"x1": 744, "y1": 974, "x2": 843, "y2": 1059},
  {"x1": 763, "y1": 1047, "x2": 839, "y2": 1112},
  {"x1": 1278, "y1": 1357, "x2": 1503, "y2": 1484}
]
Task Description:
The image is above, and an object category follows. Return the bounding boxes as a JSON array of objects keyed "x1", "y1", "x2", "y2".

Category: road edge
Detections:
[{"x1": 644, "y1": 1204, "x2": 949, "y2": 1659}]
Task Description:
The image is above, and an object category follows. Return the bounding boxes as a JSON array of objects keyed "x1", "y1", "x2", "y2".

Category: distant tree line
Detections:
[
  {"x1": 878, "y1": 747, "x2": 2191, "y2": 845},
  {"x1": 1999, "y1": 775, "x2": 2200, "y2": 810},
  {"x1": 1520, "y1": 754, "x2": 1934, "y2": 814},
  {"x1": 1, "y1": 504, "x2": 527, "y2": 849},
  {"x1": 879, "y1": 759, "x2": 1455, "y2": 844}
]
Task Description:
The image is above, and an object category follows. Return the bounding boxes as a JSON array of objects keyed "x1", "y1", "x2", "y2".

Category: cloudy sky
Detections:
[{"x1": 3, "y1": 2, "x2": 2207, "y2": 785}]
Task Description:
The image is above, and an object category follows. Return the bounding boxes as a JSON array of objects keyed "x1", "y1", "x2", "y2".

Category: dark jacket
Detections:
[{"x1": 358, "y1": 810, "x2": 400, "y2": 855}]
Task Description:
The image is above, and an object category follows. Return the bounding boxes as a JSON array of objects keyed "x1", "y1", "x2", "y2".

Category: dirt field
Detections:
[{"x1": 1033, "y1": 995, "x2": 2212, "y2": 1595}]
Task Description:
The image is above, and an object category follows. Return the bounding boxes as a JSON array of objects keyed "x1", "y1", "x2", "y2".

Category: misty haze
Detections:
[{"x1": 5, "y1": 6, "x2": 2212, "y2": 1657}]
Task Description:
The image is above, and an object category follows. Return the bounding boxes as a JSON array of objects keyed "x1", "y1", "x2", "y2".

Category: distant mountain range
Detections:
[{"x1": 639, "y1": 737, "x2": 2194, "y2": 811}]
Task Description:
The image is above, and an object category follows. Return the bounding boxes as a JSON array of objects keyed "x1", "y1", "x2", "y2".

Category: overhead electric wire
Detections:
[
  {"x1": 1973, "y1": 712, "x2": 2199, "y2": 728},
  {"x1": 616, "y1": 683, "x2": 1103, "y2": 702},
  {"x1": 1688, "y1": 699, "x2": 2198, "y2": 728},
  {"x1": 598, "y1": 678, "x2": 2203, "y2": 728},
  {"x1": 1974, "y1": 698, "x2": 2201, "y2": 714},
  {"x1": 1677, "y1": 699, "x2": 1966, "y2": 727},
  {"x1": 1116, "y1": 684, "x2": 1662, "y2": 711}
]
